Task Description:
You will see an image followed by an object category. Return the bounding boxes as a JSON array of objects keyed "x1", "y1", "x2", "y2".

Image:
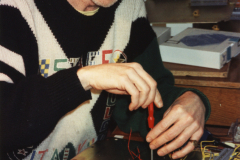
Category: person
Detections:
[{"x1": 0, "y1": 0, "x2": 210, "y2": 159}]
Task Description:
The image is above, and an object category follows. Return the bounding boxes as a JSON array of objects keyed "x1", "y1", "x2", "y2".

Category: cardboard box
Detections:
[{"x1": 160, "y1": 28, "x2": 240, "y2": 69}]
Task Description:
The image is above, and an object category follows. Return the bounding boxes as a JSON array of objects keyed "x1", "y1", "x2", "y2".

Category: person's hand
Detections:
[
  {"x1": 146, "y1": 91, "x2": 205, "y2": 159},
  {"x1": 77, "y1": 62, "x2": 163, "y2": 111}
]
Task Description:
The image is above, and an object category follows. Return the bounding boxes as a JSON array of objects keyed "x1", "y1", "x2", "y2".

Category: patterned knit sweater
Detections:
[{"x1": 0, "y1": 0, "x2": 211, "y2": 159}]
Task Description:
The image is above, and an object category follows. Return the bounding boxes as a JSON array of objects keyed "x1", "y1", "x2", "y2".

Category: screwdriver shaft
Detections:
[{"x1": 148, "y1": 103, "x2": 154, "y2": 160}]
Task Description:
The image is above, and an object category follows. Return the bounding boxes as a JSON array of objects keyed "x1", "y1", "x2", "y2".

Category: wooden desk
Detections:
[{"x1": 165, "y1": 54, "x2": 240, "y2": 126}]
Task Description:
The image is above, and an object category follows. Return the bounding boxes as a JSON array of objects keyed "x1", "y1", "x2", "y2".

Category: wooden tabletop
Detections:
[
  {"x1": 163, "y1": 61, "x2": 230, "y2": 78},
  {"x1": 167, "y1": 54, "x2": 240, "y2": 88}
]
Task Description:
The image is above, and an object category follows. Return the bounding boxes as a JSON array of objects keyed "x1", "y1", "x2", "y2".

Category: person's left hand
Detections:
[{"x1": 146, "y1": 91, "x2": 206, "y2": 159}]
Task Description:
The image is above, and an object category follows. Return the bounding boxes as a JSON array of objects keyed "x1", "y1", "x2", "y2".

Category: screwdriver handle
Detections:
[{"x1": 148, "y1": 102, "x2": 155, "y2": 129}]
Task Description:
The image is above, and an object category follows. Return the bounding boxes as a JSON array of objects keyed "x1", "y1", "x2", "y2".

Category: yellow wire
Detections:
[
  {"x1": 182, "y1": 155, "x2": 188, "y2": 160},
  {"x1": 200, "y1": 141, "x2": 216, "y2": 160},
  {"x1": 229, "y1": 144, "x2": 240, "y2": 160}
]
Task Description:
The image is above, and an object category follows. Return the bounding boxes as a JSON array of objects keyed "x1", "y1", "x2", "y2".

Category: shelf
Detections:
[
  {"x1": 172, "y1": 54, "x2": 240, "y2": 88},
  {"x1": 145, "y1": 0, "x2": 235, "y2": 23}
]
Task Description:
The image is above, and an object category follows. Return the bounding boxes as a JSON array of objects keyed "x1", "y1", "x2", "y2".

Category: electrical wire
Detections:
[{"x1": 128, "y1": 129, "x2": 142, "y2": 160}]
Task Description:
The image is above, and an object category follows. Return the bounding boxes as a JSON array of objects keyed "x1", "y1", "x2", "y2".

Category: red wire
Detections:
[
  {"x1": 128, "y1": 129, "x2": 143, "y2": 160},
  {"x1": 128, "y1": 129, "x2": 135, "y2": 159},
  {"x1": 137, "y1": 147, "x2": 142, "y2": 159}
]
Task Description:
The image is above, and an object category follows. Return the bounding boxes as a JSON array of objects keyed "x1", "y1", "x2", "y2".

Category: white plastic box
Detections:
[
  {"x1": 160, "y1": 28, "x2": 240, "y2": 69},
  {"x1": 152, "y1": 26, "x2": 171, "y2": 45}
]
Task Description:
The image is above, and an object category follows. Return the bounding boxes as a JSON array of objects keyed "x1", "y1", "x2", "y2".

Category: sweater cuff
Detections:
[{"x1": 45, "y1": 67, "x2": 91, "y2": 111}]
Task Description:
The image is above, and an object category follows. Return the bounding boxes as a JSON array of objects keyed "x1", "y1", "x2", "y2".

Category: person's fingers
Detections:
[
  {"x1": 171, "y1": 127, "x2": 204, "y2": 159},
  {"x1": 146, "y1": 105, "x2": 180, "y2": 142},
  {"x1": 78, "y1": 62, "x2": 160, "y2": 110},
  {"x1": 154, "y1": 89, "x2": 163, "y2": 108},
  {"x1": 154, "y1": 122, "x2": 203, "y2": 159},
  {"x1": 145, "y1": 91, "x2": 205, "y2": 159},
  {"x1": 126, "y1": 68, "x2": 151, "y2": 109},
  {"x1": 119, "y1": 75, "x2": 140, "y2": 111},
  {"x1": 140, "y1": 79, "x2": 157, "y2": 108},
  {"x1": 106, "y1": 89, "x2": 128, "y2": 95},
  {"x1": 127, "y1": 63, "x2": 160, "y2": 108},
  {"x1": 149, "y1": 115, "x2": 194, "y2": 150},
  {"x1": 171, "y1": 115, "x2": 205, "y2": 159},
  {"x1": 155, "y1": 121, "x2": 199, "y2": 156}
]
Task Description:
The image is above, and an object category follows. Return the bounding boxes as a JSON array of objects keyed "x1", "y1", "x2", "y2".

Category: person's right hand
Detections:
[{"x1": 77, "y1": 62, "x2": 163, "y2": 111}]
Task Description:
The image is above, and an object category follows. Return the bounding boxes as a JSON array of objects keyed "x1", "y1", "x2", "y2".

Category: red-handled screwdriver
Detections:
[
  {"x1": 148, "y1": 102, "x2": 154, "y2": 129},
  {"x1": 148, "y1": 102, "x2": 154, "y2": 160}
]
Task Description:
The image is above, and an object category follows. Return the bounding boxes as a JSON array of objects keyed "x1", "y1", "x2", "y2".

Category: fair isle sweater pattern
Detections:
[{"x1": 0, "y1": 0, "x2": 153, "y2": 159}]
